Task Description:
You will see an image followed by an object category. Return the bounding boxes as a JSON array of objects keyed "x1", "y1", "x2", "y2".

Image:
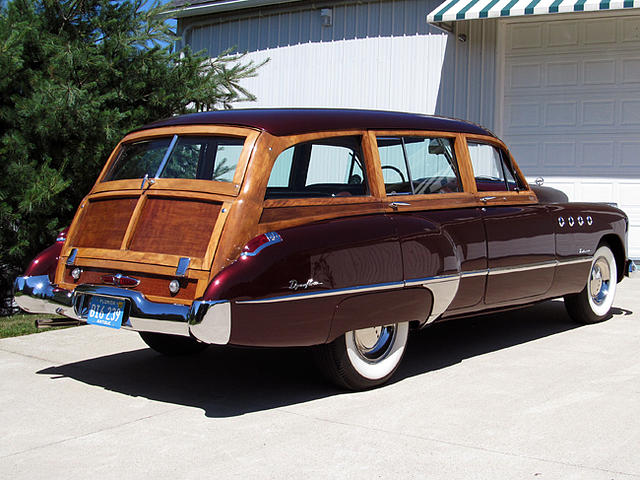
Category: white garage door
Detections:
[{"x1": 502, "y1": 13, "x2": 640, "y2": 259}]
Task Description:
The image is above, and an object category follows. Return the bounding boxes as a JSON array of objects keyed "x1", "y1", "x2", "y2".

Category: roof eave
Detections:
[{"x1": 163, "y1": 0, "x2": 305, "y2": 19}]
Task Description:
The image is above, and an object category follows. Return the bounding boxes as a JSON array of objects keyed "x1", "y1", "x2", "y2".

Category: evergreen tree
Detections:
[{"x1": 0, "y1": 0, "x2": 263, "y2": 310}]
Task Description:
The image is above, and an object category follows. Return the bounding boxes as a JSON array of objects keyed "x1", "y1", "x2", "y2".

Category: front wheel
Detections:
[
  {"x1": 139, "y1": 331, "x2": 207, "y2": 356},
  {"x1": 314, "y1": 322, "x2": 409, "y2": 390},
  {"x1": 564, "y1": 244, "x2": 617, "y2": 324}
]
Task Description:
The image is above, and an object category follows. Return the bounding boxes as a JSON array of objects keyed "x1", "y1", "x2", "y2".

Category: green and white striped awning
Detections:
[{"x1": 428, "y1": 0, "x2": 640, "y2": 22}]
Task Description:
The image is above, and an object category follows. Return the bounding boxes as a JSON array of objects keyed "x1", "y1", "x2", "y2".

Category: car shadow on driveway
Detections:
[{"x1": 36, "y1": 299, "x2": 630, "y2": 418}]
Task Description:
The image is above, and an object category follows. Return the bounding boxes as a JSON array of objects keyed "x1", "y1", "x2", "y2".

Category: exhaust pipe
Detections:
[{"x1": 35, "y1": 318, "x2": 83, "y2": 329}]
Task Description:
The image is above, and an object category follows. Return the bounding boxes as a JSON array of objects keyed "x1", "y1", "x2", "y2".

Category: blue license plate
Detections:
[{"x1": 87, "y1": 297, "x2": 125, "y2": 329}]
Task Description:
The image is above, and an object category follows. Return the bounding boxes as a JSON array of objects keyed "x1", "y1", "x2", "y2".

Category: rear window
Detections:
[{"x1": 104, "y1": 135, "x2": 245, "y2": 183}]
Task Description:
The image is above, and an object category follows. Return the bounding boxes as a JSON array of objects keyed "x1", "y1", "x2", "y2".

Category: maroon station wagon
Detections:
[{"x1": 14, "y1": 109, "x2": 637, "y2": 390}]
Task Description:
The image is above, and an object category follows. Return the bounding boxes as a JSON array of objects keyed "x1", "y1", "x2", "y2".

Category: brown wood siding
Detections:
[
  {"x1": 128, "y1": 197, "x2": 221, "y2": 258},
  {"x1": 72, "y1": 197, "x2": 138, "y2": 249}
]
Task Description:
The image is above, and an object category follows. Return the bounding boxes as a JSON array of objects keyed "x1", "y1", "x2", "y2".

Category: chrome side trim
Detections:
[
  {"x1": 404, "y1": 273, "x2": 460, "y2": 287},
  {"x1": 234, "y1": 257, "x2": 594, "y2": 306},
  {"x1": 488, "y1": 260, "x2": 557, "y2": 275},
  {"x1": 557, "y1": 257, "x2": 593, "y2": 266},
  {"x1": 235, "y1": 280, "x2": 405, "y2": 304},
  {"x1": 189, "y1": 300, "x2": 231, "y2": 344},
  {"x1": 460, "y1": 269, "x2": 487, "y2": 278},
  {"x1": 421, "y1": 276, "x2": 461, "y2": 324}
]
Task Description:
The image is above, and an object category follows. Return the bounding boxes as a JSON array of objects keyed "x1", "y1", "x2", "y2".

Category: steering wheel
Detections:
[{"x1": 381, "y1": 165, "x2": 406, "y2": 183}]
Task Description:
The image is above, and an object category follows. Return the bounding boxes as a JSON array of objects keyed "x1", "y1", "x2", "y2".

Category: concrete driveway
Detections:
[{"x1": 1, "y1": 279, "x2": 639, "y2": 479}]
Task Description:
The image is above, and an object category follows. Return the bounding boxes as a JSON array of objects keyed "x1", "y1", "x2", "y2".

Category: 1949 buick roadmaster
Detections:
[{"x1": 14, "y1": 109, "x2": 638, "y2": 390}]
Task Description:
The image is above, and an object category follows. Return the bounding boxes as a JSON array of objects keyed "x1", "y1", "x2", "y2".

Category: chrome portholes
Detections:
[
  {"x1": 351, "y1": 325, "x2": 397, "y2": 363},
  {"x1": 589, "y1": 255, "x2": 611, "y2": 306},
  {"x1": 559, "y1": 214, "x2": 592, "y2": 228}
]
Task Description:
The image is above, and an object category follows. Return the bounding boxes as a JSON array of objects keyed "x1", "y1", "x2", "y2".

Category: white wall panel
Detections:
[{"x1": 180, "y1": 0, "x2": 498, "y2": 127}]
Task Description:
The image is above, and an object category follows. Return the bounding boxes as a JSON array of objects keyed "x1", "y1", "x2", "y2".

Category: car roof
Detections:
[{"x1": 135, "y1": 108, "x2": 495, "y2": 137}]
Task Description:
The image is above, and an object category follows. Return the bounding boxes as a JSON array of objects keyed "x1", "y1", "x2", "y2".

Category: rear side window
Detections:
[
  {"x1": 468, "y1": 142, "x2": 523, "y2": 192},
  {"x1": 105, "y1": 135, "x2": 245, "y2": 183},
  {"x1": 377, "y1": 136, "x2": 461, "y2": 195},
  {"x1": 265, "y1": 136, "x2": 368, "y2": 199}
]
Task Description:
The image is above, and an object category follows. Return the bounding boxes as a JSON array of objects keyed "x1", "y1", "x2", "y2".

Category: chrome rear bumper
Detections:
[{"x1": 13, "y1": 275, "x2": 230, "y2": 345}]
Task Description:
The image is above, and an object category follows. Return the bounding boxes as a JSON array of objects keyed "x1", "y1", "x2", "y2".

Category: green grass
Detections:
[{"x1": 0, "y1": 313, "x2": 72, "y2": 339}]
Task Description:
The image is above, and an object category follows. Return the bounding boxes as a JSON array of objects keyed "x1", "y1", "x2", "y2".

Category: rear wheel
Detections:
[
  {"x1": 564, "y1": 244, "x2": 617, "y2": 324},
  {"x1": 138, "y1": 331, "x2": 207, "y2": 356},
  {"x1": 315, "y1": 322, "x2": 409, "y2": 390}
]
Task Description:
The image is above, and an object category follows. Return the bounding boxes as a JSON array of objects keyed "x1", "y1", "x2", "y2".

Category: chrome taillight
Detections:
[{"x1": 241, "y1": 232, "x2": 283, "y2": 258}]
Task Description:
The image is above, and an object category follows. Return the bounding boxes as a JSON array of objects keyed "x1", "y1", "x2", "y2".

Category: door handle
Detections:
[
  {"x1": 389, "y1": 202, "x2": 411, "y2": 210},
  {"x1": 480, "y1": 196, "x2": 496, "y2": 203}
]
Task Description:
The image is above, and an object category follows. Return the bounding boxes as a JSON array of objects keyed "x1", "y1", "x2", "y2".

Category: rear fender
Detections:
[{"x1": 23, "y1": 228, "x2": 68, "y2": 282}]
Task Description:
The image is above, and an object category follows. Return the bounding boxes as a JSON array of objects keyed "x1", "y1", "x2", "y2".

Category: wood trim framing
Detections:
[{"x1": 56, "y1": 121, "x2": 544, "y2": 304}]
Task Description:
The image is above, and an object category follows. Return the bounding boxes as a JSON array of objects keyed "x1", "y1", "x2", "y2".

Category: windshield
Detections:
[{"x1": 104, "y1": 135, "x2": 245, "y2": 183}]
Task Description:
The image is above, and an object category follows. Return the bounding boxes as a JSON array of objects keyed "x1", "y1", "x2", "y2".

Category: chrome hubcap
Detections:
[
  {"x1": 352, "y1": 324, "x2": 397, "y2": 362},
  {"x1": 589, "y1": 257, "x2": 610, "y2": 306}
]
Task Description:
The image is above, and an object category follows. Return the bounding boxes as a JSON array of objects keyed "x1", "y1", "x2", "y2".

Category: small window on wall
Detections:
[
  {"x1": 376, "y1": 136, "x2": 461, "y2": 195},
  {"x1": 468, "y1": 142, "x2": 523, "y2": 192},
  {"x1": 265, "y1": 136, "x2": 368, "y2": 199}
]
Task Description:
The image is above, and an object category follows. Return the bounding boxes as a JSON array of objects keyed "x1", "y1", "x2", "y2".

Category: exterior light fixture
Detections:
[
  {"x1": 320, "y1": 8, "x2": 332, "y2": 27},
  {"x1": 169, "y1": 279, "x2": 181, "y2": 295}
]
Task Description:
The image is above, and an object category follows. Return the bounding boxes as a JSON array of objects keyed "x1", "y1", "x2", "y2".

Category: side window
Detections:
[
  {"x1": 377, "y1": 138, "x2": 412, "y2": 195},
  {"x1": 468, "y1": 142, "x2": 522, "y2": 192},
  {"x1": 376, "y1": 136, "x2": 461, "y2": 195},
  {"x1": 265, "y1": 136, "x2": 368, "y2": 199}
]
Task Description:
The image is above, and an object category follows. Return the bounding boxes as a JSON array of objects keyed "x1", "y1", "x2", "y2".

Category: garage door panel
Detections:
[
  {"x1": 582, "y1": 101, "x2": 615, "y2": 126},
  {"x1": 621, "y1": 99, "x2": 640, "y2": 125},
  {"x1": 505, "y1": 100, "x2": 640, "y2": 131},
  {"x1": 506, "y1": 16, "x2": 640, "y2": 55},
  {"x1": 620, "y1": 143, "x2": 640, "y2": 167},
  {"x1": 504, "y1": 15, "x2": 640, "y2": 258},
  {"x1": 622, "y1": 58, "x2": 640, "y2": 83},
  {"x1": 509, "y1": 133, "x2": 640, "y2": 174}
]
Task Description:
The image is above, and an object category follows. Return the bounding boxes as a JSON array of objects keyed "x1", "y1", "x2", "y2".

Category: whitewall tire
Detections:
[
  {"x1": 315, "y1": 322, "x2": 409, "y2": 390},
  {"x1": 564, "y1": 244, "x2": 617, "y2": 324}
]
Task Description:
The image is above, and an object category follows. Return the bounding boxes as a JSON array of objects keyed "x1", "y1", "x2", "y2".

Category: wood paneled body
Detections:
[
  {"x1": 73, "y1": 197, "x2": 138, "y2": 250},
  {"x1": 128, "y1": 197, "x2": 221, "y2": 258}
]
